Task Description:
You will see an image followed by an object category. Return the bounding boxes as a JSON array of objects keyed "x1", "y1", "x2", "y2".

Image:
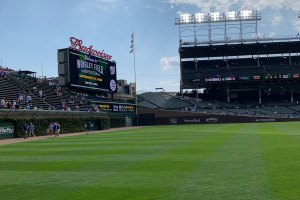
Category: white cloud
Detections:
[
  {"x1": 160, "y1": 56, "x2": 179, "y2": 72},
  {"x1": 168, "y1": 0, "x2": 300, "y2": 12},
  {"x1": 271, "y1": 15, "x2": 283, "y2": 26},
  {"x1": 292, "y1": 20, "x2": 300, "y2": 33},
  {"x1": 88, "y1": 0, "x2": 117, "y2": 5},
  {"x1": 80, "y1": 0, "x2": 119, "y2": 11},
  {"x1": 146, "y1": 4, "x2": 164, "y2": 12}
]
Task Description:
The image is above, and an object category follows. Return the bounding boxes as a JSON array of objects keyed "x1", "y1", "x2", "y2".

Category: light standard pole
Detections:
[{"x1": 130, "y1": 32, "x2": 138, "y2": 126}]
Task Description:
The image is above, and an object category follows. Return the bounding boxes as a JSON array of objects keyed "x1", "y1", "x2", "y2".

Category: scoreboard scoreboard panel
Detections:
[{"x1": 68, "y1": 48, "x2": 117, "y2": 92}]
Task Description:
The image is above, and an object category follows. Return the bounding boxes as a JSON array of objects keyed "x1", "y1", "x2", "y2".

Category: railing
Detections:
[{"x1": 180, "y1": 36, "x2": 300, "y2": 46}]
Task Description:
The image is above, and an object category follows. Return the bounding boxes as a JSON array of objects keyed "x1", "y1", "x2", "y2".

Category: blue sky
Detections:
[{"x1": 1, "y1": 0, "x2": 300, "y2": 92}]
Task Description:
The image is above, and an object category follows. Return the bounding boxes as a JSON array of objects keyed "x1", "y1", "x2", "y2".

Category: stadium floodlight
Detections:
[
  {"x1": 180, "y1": 13, "x2": 192, "y2": 23},
  {"x1": 240, "y1": 10, "x2": 253, "y2": 19},
  {"x1": 226, "y1": 11, "x2": 236, "y2": 20},
  {"x1": 175, "y1": 10, "x2": 261, "y2": 25},
  {"x1": 298, "y1": 11, "x2": 300, "y2": 18},
  {"x1": 210, "y1": 12, "x2": 220, "y2": 21},
  {"x1": 195, "y1": 13, "x2": 205, "y2": 23}
]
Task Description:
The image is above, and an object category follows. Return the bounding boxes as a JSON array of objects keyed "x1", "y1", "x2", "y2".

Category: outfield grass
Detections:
[{"x1": 0, "y1": 122, "x2": 299, "y2": 200}]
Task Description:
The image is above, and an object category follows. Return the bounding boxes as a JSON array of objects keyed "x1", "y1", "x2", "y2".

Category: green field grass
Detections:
[{"x1": 0, "y1": 122, "x2": 299, "y2": 200}]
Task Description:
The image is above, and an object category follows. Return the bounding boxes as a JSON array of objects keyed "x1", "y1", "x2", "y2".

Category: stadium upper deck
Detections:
[
  {"x1": 180, "y1": 38, "x2": 300, "y2": 59},
  {"x1": 176, "y1": 11, "x2": 300, "y2": 103}
]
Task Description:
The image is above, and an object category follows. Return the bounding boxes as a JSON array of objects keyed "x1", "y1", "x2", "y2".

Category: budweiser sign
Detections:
[{"x1": 69, "y1": 37, "x2": 112, "y2": 60}]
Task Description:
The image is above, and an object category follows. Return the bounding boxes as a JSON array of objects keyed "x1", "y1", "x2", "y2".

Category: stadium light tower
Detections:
[
  {"x1": 175, "y1": 10, "x2": 261, "y2": 44},
  {"x1": 298, "y1": 11, "x2": 300, "y2": 18}
]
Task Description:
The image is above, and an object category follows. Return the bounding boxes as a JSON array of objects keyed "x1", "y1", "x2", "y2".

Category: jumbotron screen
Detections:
[{"x1": 68, "y1": 48, "x2": 117, "y2": 92}]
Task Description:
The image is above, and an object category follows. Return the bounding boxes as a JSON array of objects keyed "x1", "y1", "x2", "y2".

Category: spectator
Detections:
[
  {"x1": 25, "y1": 104, "x2": 30, "y2": 110},
  {"x1": 18, "y1": 93, "x2": 24, "y2": 104},
  {"x1": 53, "y1": 122, "x2": 58, "y2": 137},
  {"x1": 85, "y1": 121, "x2": 91, "y2": 134},
  {"x1": 22, "y1": 122, "x2": 29, "y2": 139},
  {"x1": 15, "y1": 100, "x2": 20, "y2": 109},
  {"x1": 49, "y1": 122, "x2": 55, "y2": 136},
  {"x1": 1, "y1": 98, "x2": 6, "y2": 109},
  {"x1": 12, "y1": 100, "x2": 16, "y2": 109},
  {"x1": 6, "y1": 101, "x2": 11, "y2": 109},
  {"x1": 89, "y1": 122, "x2": 94, "y2": 131},
  {"x1": 39, "y1": 90, "x2": 43, "y2": 98},
  {"x1": 26, "y1": 95, "x2": 32, "y2": 103},
  {"x1": 55, "y1": 122, "x2": 60, "y2": 137},
  {"x1": 28, "y1": 122, "x2": 35, "y2": 137}
]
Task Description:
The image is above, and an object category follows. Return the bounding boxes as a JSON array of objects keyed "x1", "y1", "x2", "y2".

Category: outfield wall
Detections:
[
  {"x1": 0, "y1": 109, "x2": 133, "y2": 139},
  {"x1": 138, "y1": 109, "x2": 300, "y2": 125}
]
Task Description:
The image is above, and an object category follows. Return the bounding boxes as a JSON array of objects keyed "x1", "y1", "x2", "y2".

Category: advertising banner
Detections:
[
  {"x1": 98, "y1": 103, "x2": 136, "y2": 113},
  {"x1": 0, "y1": 123, "x2": 15, "y2": 139}
]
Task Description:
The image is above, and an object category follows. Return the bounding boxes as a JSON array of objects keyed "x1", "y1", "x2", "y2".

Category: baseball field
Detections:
[{"x1": 0, "y1": 122, "x2": 299, "y2": 200}]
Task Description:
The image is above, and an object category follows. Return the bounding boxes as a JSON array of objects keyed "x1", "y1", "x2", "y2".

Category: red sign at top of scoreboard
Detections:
[{"x1": 69, "y1": 37, "x2": 112, "y2": 61}]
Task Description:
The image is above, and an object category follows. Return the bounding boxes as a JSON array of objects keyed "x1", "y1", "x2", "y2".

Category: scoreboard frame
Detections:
[{"x1": 67, "y1": 48, "x2": 117, "y2": 93}]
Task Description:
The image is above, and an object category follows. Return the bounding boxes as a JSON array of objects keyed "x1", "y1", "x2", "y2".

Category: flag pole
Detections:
[
  {"x1": 133, "y1": 32, "x2": 138, "y2": 126},
  {"x1": 131, "y1": 31, "x2": 138, "y2": 126}
]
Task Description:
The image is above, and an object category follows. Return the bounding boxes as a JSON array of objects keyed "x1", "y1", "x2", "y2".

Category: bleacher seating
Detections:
[
  {"x1": 0, "y1": 74, "x2": 98, "y2": 111},
  {"x1": 0, "y1": 77, "x2": 51, "y2": 110},
  {"x1": 139, "y1": 92, "x2": 193, "y2": 109},
  {"x1": 137, "y1": 90, "x2": 300, "y2": 118},
  {"x1": 2, "y1": 69, "x2": 300, "y2": 119}
]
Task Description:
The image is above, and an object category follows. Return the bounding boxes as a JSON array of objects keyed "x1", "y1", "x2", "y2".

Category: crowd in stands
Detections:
[
  {"x1": 139, "y1": 91, "x2": 300, "y2": 118},
  {"x1": 0, "y1": 71, "x2": 133, "y2": 113},
  {"x1": 0, "y1": 92, "x2": 35, "y2": 110},
  {"x1": 3, "y1": 67, "x2": 300, "y2": 118}
]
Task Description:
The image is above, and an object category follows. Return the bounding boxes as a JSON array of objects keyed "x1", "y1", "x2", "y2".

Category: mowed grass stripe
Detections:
[
  {"x1": 129, "y1": 124, "x2": 237, "y2": 173},
  {"x1": 0, "y1": 123, "x2": 237, "y2": 199},
  {"x1": 0, "y1": 124, "x2": 234, "y2": 200},
  {"x1": 0, "y1": 124, "x2": 229, "y2": 173},
  {"x1": 163, "y1": 123, "x2": 270, "y2": 200},
  {"x1": 0, "y1": 125, "x2": 227, "y2": 172},
  {"x1": 258, "y1": 122, "x2": 300, "y2": 200},
  {"x1": 0, "y1": 123, "x2": 299, "y2": 200}
]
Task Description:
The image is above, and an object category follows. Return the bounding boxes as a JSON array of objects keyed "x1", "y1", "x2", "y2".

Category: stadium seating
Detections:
[
  {"x1": 138, "y1": 90, "x2": 300, "y2": 118},
  {"x1": 0, "y1": 74, "x2": 97, "y2": 111},
  {"x1": 0, "y1": 77, "x2": 51, "y2": 110},
  {"x1": 139, "y1": 92, "x2": 193, "y2": 110}
]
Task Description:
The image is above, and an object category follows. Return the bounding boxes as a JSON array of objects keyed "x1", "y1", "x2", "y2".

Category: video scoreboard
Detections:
[
  {"x1": 68, "y1": 48, "x2": 117, "y2": 92},
  {"x1": 58, "y1": 37, "x2": 117, "y2": 93}
]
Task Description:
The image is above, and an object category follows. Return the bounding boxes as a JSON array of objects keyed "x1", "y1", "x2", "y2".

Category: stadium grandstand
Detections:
[
  {"x1": 137, "y1": 10, "x2": 300, "y2": 124},
  {"x1": 0, "y1": 68, "x2": 135, "y2": 112}
]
